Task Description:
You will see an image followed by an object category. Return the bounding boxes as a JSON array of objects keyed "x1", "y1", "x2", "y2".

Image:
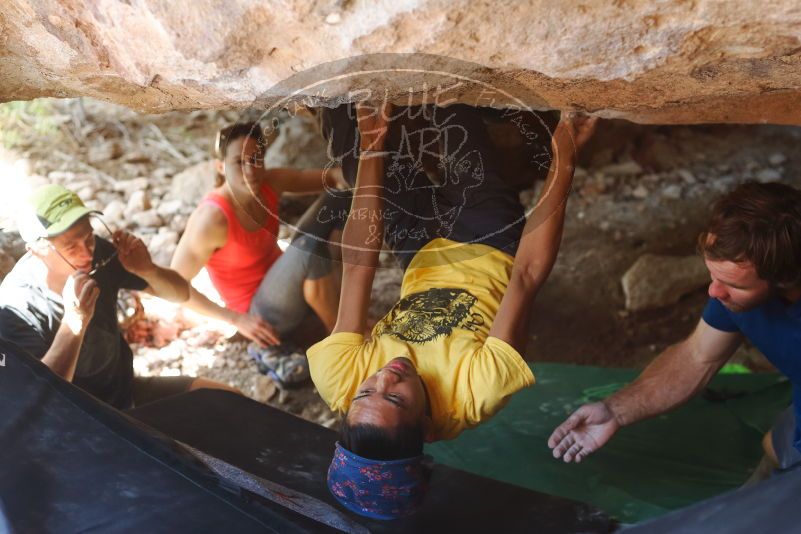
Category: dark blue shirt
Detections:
[{"x1": 702, "y1": 296, "x2": 801, "y2": 451}]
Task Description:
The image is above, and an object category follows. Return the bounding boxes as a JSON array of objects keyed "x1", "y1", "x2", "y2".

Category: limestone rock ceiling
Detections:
[{"x1": 1, "y1": 0, "x2": 800, "y2": 124}]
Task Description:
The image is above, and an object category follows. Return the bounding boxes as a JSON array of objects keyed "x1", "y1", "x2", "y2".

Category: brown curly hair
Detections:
[{"x1": 698, "y1": 181, "x2": 801, "y2": 289}]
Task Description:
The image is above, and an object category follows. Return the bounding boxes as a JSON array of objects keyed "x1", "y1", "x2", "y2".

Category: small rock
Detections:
[
  {"x1": 124, "y1": 151, "x2": 151, "y2": 164},
  {"x1": 125, "y1": 190, "x2": 151, "y2": 218},
  {"x1": 621, "y1": 254, "x2": 710, "y2": 311},
  {"x1": 580, "y1": 175, "x2": 609, "y2": 197},
  {"x1": 95, "y1": 191, "x2": 116, "y2": 205},
  {"x1": 153, "y1": 168, "x2": 176, "y2": 181},
  {"x1": 47, "y1": 170, "x2": 77, "y2": 182},
  {"x1": 676, "y1": 169, "x2": 697, "y2": 184},
  {"x1": 632, "y1": 185, "x2": 649, "y2": 199},
  {"x1": 88, "y1": 141, "x2": 123, "y2": 164},
  {"x1": 325, "y1": 12, "x2": 342, "y2": 24},
  {"x1": 169, "y1": 214, "x2": 188, "y2": 233},
  {"x1": 252, "y1": 375, "x2": 278, "y2": 403},
  {"x1": 661, "y1": 184, "x2": 682, "y2": 200},
  {"x1": 156, "y1": 199, "x2": 183, "y2": 219},
  {"x1": 167, "y1": 215, "x2": 188, "y2": 234},
  {"x1": 755, "y1": 168, "x2": 782, "y2": 183},
  {"x1": 167, "y1": 160, "x2": 216, "y2": 207},
  {"x1": 712, "y1": 174, "x2": 736, "y2": 193},
  {"x1": 114, "y1": 177, "x2": 149, "y2": 195},
  {"x1": 278, "y1": 389, "x2": 291, "y2": 405},
  {"x1": 768, "y1": 153, "x2": 787, "y2": 166},
  {"x1": 67, "y1": 179, "x2": 93, "y2": 191},
  {"x1": 103, "y1": 199, "x2": 126, "y2": 223},
  {"x1": 0, "y1": 231, "x2": 25, "y2": 280},
  {"x1": 130, "y1": 209, "x2": 163, "y2": 228},
  {"x1": 76, "y1": 185, "x2": 96, "y2": 201},
  {"x1": 151, "y1": 185, "x2": 168, "y2": 198},
  {"x1": 148, "y1": 230, "x2": 179, "y2": 265},
  {"x1": 598, "y1": 160, "x2": 643, "y2": 177}
]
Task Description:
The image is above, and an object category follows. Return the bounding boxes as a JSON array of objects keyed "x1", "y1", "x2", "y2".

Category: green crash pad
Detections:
[{"x1": 426, "y1": 363, "x2": 791, "y2": 524}]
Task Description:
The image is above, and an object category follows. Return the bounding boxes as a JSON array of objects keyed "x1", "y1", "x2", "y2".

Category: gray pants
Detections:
[{"x1": 248, "y1": 192, "x2": 350, "y2": 337}]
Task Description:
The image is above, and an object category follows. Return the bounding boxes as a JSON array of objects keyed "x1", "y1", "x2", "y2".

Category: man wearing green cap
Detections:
[{"x1": 0, "y1": 184, "x2": 236, "y2": 409}]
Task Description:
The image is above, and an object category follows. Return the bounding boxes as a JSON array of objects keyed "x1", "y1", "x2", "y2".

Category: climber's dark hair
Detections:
[
  {"x1": 340, "y1": 419, "x2": 425, "y2": 461},
  {"x1": 212, "y1": 122, "x2": 264, "y2": 186}
]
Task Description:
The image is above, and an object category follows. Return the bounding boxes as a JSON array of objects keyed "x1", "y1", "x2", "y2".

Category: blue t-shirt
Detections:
[{"x1": 702, "y1": 296, "x2": 801, "y2": 451}]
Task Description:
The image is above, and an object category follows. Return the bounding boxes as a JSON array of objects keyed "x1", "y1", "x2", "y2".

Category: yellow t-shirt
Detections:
[{"x1": 307, "y1": 238, "x2": 535, "y2": 441}]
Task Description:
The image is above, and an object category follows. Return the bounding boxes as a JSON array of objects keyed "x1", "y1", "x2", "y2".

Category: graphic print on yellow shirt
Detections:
[
  {"x1": 375, "y1": 287, "x2": 485, "y2": 343},
  {"x1": 307, "y1": 238, "x2": 536, "y2": 441}
]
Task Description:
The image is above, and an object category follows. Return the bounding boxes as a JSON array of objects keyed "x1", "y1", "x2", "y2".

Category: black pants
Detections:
[{"x1": 320, "y1": 104, "x2": 525, "y2": 269}]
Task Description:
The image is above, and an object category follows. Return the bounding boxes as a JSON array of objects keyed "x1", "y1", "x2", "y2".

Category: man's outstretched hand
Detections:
[{"x1": 548, "y1": 401, "x2": 620, "y2": 463}]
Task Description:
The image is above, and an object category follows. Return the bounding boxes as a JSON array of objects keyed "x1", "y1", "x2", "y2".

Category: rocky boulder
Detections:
[
  {"x1": 167, "y1": 161, "x2": 216, "y2": 208},
  {"x1": 0, "y1": 231, "x2": 26, "y2": 283},
  {"x1": 1, "y1": 1, "x2": 800, "y2": 124},
  {"x1": 621, "y1": 254, "x2": 710, "y2": 311}
]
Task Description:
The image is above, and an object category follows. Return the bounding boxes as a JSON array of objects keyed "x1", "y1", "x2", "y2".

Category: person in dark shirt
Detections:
[
  {"x1": 549, "y1": 181, "x2": 801, "y2": 475},
  {"x1": 0, "y1": 184, "x2": 238, "y2": 409}
]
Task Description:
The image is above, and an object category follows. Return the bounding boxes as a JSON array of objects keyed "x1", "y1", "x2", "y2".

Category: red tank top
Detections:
[{"x1": 201, "y1": 185, "x2": 282, "y2": 313}]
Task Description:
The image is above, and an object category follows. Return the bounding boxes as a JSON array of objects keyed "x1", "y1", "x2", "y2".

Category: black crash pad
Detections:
[
  {"x1": 128, "y1": 389, "x2": 613, "y2": 533},
  {"x1": 0, "y1": 342, "x2": 318, "y2": 533},
  {"x1": 622, "y1": 464, "x2": 801, "y2": 533}
]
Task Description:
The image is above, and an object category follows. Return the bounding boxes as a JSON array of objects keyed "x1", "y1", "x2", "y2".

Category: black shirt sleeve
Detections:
[
  {"x1": 0, "y1": 307, "x2": 50, "y2": 359},
  {"x1": 110, "y1": 257, "x2": 148, "y2": 291},
  {"x1": 95, "y1": 238, "x2": 148, "y2": 291}
]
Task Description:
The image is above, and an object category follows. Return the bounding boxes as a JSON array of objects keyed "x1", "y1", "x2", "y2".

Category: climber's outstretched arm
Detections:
[
  {"x1": 333, "y1": 102, "x2": 392, "y2": 334},
  {"x1": 489, "y1": 114, "x2": 598, "y2": 351}
]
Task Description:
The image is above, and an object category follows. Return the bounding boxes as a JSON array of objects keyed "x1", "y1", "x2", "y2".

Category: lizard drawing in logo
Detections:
[{"x1": 376, "y1": 287, "x2": 485, "y2": 344}]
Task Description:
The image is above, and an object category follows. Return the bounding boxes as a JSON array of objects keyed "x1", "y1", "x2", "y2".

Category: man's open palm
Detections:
[{"x1": 548, "y1": 402, "x2": 620, "y2": 463}]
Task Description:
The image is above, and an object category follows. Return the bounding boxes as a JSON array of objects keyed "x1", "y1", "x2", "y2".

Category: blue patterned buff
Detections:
[{"x1": 327, "y1": 442, "x2": 428, "y2": 520}]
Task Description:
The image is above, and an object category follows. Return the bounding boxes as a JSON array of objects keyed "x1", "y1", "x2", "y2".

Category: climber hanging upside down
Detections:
[{"x1": 307, "y1": 101, "x2": 596, "y2": 519}]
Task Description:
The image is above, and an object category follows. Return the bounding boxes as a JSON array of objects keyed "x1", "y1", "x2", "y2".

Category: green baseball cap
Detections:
[{"x1": 19, "y1": 184, "x2": 101, "y2": 242}]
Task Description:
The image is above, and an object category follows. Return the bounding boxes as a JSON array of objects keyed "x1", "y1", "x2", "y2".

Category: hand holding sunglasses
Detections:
[{"x1": 112, "y1": 230, "x2": 156, "y2": 277}]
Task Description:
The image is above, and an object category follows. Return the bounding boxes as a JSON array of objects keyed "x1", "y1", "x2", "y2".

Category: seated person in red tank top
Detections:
[{"x1": 171, "y1": 122, "x2": 351, "y2": 386}]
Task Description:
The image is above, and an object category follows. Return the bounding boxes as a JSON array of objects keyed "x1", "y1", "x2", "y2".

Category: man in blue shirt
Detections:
[{"x1": 548, "y1": 181, "x2": 801, "y2": 472}]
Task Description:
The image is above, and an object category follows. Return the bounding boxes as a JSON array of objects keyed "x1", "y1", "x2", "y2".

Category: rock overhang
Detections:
[{"x1": 0, "y1": 0, "x2": 800, "y2": 124}]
